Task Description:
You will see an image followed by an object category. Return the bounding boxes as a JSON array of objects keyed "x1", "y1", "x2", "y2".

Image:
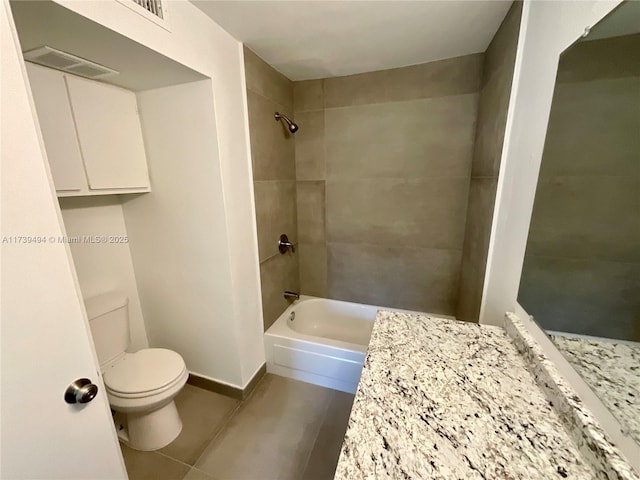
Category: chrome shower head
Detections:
[{"x1": 274, "y1": 112, "x2": 299, "y2": 134}]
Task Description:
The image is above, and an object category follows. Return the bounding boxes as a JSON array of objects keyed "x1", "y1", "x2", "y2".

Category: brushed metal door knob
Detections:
[{"x1": 64, "y1": 378, "x2": 99, "y2": 404}]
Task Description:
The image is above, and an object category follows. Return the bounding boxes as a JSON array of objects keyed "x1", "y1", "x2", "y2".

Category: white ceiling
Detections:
[
  {"x1": 11, "y1": 0, "x2": 205, "y2": 91},
  {"x1": 192, "y1": 1, "x2": 513, "y2": 81}
]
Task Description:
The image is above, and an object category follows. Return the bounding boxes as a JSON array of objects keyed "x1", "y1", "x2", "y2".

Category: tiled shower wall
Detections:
[
  {"x1": 294, "y1": 55, "x2": 484, "y2": 315},
  {"x1": 244, "y1": 47, "x2": 299, "y2": 330},
  {"x1": 519, "y1": 34, "x2": 640, "y2": 341},
  {"x1": 246, "y1": 4, "x2": 522, "y2": 323},
  {"x1": 456, "y1": 1, "x2": 523, "y2": 321}
]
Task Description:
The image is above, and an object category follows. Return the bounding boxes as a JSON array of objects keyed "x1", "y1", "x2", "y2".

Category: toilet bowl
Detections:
[
  {"x1": 104, "y1": 348, "x2": 189, "y2": 451},
  {"x1": 86, "y1": 292, "x2": 188, "y2": 451}
]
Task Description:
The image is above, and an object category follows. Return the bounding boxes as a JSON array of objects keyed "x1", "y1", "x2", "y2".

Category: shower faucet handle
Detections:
[{"x1": 278, "y1": 234, "x2": 295, "y2": 254}]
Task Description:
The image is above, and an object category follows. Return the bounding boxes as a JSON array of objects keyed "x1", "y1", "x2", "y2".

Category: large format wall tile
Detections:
[
  {"x1": 459, "y1": 178, "x2": 498, "y2": 272},
  {"x1": 260, "y1": 253, "x2": 300, "y2": 330},
  {"x1": 527, "y1": 176, "x2": 640, "y2": 263},
  {"x1": 323, "y1": 53, "x2": 483, "y2": 108},
  {"x1": 294, "y1": 111, "x2": 325, "y2": 180},
  {"x1": 325, "y1": 95, "x2": 477, "y2": 180},
  {"x1": 289, "y1": 51, "x2": 490, "y2": 315},
  {"x1": 326, "y1": 178, "x2": 469, "y2": 251},
  {"x1": 482, "y1": 1, "x2": 523, "y2": 88},
  {"x1": 557, "y1": 34, "x2": 640, "y2": 84},
  {"x1": 294, "y1": 80, "x2": 324, "y2": 112},
  {"x1": 471, "y1": 2, "x2": 522, "y2": 178},
  {"x1": 456, "y1": 178, "x2": 498, "y2": 321},
  {"x1": 296, "y1": 181, "x2": 325, "y2": 244},
  {"x1": 254, "y1": 180, "x2": 297, "y2": 262},
  {"x1": 327, "y1": 243, "x2": 461, "y2": 315},
  {"x1": 518, "y1": 256, "x2": 640, "y2": 341},
  {"x1": 457, "y1": 1, "x2": 521, "y2": 320},
  {"x1": 247, "y1": 90, "x2": 296, "y2": 181},
  {"x1": 245, "y1": 47, "x2": 299, "y2": 329},
  {"x1": 519, "y1": 33, "x2": 640, "y2": 339},
  {"x1": 456, "y1": 251, "x2": 484, "y2": 322},
  {"x1": 470, "y1": 67, "x2": 514, "y2": 177},
  {"x1": 244, "y1": 47, "x2": 293, "y2": 110},
  {"x1": 539, "y1": 77, "x2": 640, "y2": 178},
  {"x1": 299, "y1": 243, "x2": 327, "y2": 298}
]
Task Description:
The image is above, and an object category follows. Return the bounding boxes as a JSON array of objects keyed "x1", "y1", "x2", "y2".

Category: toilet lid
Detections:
[{"x1": 104, "y1": 349, "x2": 186, "y2": 395}]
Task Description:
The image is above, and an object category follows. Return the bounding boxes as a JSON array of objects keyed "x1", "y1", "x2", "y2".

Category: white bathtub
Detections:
[{"x1": 264, "y1": 295, "x2": 450, "y2": 393}]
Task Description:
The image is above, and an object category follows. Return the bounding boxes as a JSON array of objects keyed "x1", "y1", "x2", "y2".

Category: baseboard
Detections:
[{"x1": 187, "y1": 363, "x2": 266, "y2": 400}]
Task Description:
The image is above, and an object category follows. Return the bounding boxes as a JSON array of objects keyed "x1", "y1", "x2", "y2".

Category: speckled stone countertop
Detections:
[
  {"x1": 551, "y1": 335, "x2": 640, "y2": 446},
  {"x1": 334, "y1": 311, "x2": 596, "y2": 480},
  {"x1": 505, "y1": 314, "x2": 639, "y2": 480}
]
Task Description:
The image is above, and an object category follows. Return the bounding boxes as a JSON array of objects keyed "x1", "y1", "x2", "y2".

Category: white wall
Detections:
[
  {"x1": 58, "y1": 196, "x2": 149, "y2": 351},
  {"x1": 52, "y1": 0, "x2": 265, "y2": 387},
  {"x1": 124, "y1": 80, "x2": 241, "y2": 384},
  {"x1": 480, "y1": 0, "x2": 622, "y2": 326}
]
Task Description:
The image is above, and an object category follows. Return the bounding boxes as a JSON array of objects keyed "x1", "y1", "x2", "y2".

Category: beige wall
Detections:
[
  {"x1": 519, "y1": 34, "x2": 640, "y2": 341},
  {"x1": 244, "y1": 47, "x2": 299, "y2": 330},
  {"x1": 457, "y1": 1, "x2": 522, "y2": 321},
  {"x1": 294, "y1": 54, "x2": 483, "y2": 315}
]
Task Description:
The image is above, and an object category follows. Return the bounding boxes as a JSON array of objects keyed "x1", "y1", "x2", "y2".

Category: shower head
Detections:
[{"x1": 274, "y1": 112, "x2": 299, "y2": 134}]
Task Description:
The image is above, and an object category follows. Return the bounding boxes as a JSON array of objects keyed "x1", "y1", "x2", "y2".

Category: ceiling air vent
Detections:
[
  {"x1": 131, "y1": 0, "x2": 164, "y2": 19},
  {"x1": 23, "y1": 46, "x2": 119, "y2": 80}
]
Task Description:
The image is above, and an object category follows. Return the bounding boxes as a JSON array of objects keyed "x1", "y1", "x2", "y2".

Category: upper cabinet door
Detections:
[
  {"x1": 25, "y1": 62, "x2": 86, "y2": 192},
  {"x1": 65, "y1": 75, "x2": 150, "y2": 190}
]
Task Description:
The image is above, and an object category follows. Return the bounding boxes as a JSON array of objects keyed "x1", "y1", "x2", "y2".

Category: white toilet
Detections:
[{"x1": 86, "y1": 291, "x2": 189, "y2": 451}]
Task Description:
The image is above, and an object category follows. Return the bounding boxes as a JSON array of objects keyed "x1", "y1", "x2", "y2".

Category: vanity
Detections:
[{"x1": 334, "y1": 311, "x2": 638, "y2": 480}]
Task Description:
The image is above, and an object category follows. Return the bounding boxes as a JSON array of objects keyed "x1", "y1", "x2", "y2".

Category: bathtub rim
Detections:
[
  {"x1": 264, "y1": 295, "x2": 456, "y2": 393},
  {"x1": 265, "y1": 294, "x2": 455, "y2": 352},
  {"x1": 266, "y1": 296, "x2": 369, "y2": 353}
]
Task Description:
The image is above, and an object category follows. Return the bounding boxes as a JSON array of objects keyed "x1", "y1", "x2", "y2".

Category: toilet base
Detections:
[{"x1": 117, "y1": 400, "x2": 182, "y2": 451}]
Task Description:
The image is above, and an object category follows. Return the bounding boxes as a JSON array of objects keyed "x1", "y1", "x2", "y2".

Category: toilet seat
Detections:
[{"x1": 104, "y1": 348, "x2": 187, "y2": 398}]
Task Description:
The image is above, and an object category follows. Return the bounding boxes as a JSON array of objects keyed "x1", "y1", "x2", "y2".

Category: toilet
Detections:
[{"x1": 85, "y1": 291, "x2": 188, "y2": 451}]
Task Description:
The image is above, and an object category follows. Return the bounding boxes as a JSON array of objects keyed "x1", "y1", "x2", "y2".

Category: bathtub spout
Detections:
[{"x1": 283, "y1": 291, "x2": 300, "y2": 301}]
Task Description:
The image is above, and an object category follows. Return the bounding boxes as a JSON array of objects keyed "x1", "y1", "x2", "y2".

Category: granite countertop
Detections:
[
  {"x1": 551, "y1": 335, "x2": 640, "y2": 445},
  {"x1": 334, "y1": 311, "x2": 596, "y2": 480}
]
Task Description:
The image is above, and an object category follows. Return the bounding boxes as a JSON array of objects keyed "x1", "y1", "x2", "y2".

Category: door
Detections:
[{"x1": 0, "y1": 2, "x2": 127, "y2": 479}]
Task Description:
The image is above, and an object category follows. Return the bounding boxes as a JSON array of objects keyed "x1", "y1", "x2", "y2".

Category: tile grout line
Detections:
[
  {"x1": 182, "y1": 466, "x2": 222, "y2": 480},
  {"x1": 189, "y1": 374, "x2": 270, "y2": 471},
  {"x1": 154, "y1": 450, "x2": 193, "y2": 469},
  {"x1": 260, "y1": 243, "x2": 299, "y2": 264},
  {"x1": 320, "y1": 90, "x2": 481, "y2": 111},
  {"x1": 189, "y1": 400, "x2": 244, "y2": 469},
  {"x1": 246, "y1": 87, "x2": 293, "y2": 116},
  {"x1": 298, "y1": 390, "x2": 336, "y2": 478}
]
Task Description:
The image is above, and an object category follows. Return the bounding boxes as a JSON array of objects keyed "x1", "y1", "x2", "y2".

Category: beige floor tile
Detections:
[
  {"x1": 120, "y1": 443, "x2": 190, "y2": 480},
  {"x1": 183, "y1": 468, "x2": 217, "y2": 480},
  {"x1": 195, "y1": 375, "x2": 333, "y2": 480},
  {"x1": 160, "y1": 385, "x2": 240, "y2": 465},
  {"x1": 302, "y1": 390, "x2": 355, "y2": 480}
]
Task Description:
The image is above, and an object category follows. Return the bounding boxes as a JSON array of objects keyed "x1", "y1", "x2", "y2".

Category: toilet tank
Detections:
[{"x1": 85, "y1": 291, "x2": 130, "y2": 367}]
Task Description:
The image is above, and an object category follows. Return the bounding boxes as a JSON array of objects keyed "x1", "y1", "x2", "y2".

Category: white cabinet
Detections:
[
  {"x1": 26, "y1": 63, "x2": 151, "y2": 196},
  {"x1": 26, "y1": 63, "x2": 86, "y2": 192},
  {"x1": 65, "y1": 75, "x2": 150, "y2": 191}
]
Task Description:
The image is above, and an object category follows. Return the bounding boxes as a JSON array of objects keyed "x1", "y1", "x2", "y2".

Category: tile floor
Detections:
[{"x1": 120, "y1": 374, "x2": 355, "y2": 480}]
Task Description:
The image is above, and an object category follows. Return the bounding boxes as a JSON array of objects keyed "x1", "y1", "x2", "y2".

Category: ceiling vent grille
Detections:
[
  {"x1": 23, "y1": 46, "x2": 119, "y2": 80},
  {"x1": 131, "y1": 0, "x2": 164, "y2": 19}
]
